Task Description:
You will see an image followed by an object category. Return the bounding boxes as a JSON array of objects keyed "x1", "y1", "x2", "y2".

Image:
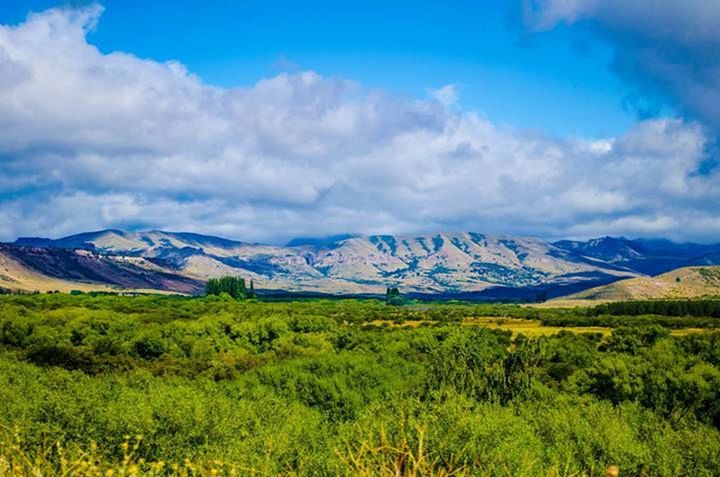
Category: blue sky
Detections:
[
  {"x1": 0, "y1": 0, "x2": 633, "y2": 137},
  {"x1": 0, "y1": 1, "x2": 718, "y2": 243}
]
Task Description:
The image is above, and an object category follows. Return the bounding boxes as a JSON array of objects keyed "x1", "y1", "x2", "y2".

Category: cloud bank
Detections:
[
  {"x1": 0, "y1": 5, "x2": 718, "y2": 243},
  {"x1": 525, "y1": 0, "x2": 720, "y2": 134}
]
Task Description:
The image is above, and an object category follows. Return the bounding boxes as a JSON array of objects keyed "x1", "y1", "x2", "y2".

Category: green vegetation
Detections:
[
  {"x1": 385, "y1": 286, "x2": 406, "y2": 306},
  {"x1": 543, "y1": 313, "x2": 720, "y2": 329},
  {"x1": 0, "y1": 294, "x2": 719, "y2": 475},
  {"x1": 697, "y1": 267, "x2": 720, "y2": 281},
  {"x1": 204, "y1": 276, "x2": 253, "y2": 299},
  {"x1": 592, "y1": 299, "x2": 720, "y2": 318}
]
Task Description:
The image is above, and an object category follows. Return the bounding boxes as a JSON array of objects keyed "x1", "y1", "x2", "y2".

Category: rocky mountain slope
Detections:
[
  {"x1": 553, "y1": 236, "x2": 720, "y2": 275},
  {"x1": 5, "y1": 230, "x2": 720, "y2": 297},
  {"x1": 0, "y1": 247, "x2": 109, "y2": 293},
  {"x1": 0, "y1": 244, "x2": 203, "y2": 294},
  {"x1": 564, "y1": 266, "x2": 720, "y2": 301}
]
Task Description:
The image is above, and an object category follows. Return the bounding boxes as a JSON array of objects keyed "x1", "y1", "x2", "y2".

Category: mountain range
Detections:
[{"x1": 2, "y1": 229, "x2": 720, "y2": 299}]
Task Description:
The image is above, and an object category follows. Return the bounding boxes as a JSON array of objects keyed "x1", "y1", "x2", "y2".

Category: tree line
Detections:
[{"x1": 591, "y1": 299, "x2": 720, "y2": 318}]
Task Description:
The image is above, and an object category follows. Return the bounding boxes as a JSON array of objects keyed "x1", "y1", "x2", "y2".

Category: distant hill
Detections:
[
  {"x1": 565, "y1": 266, "x2": 720, "y2": 301},
  {"x1": 0, "y1": 244, "x2": 203, "y2": 294},
  {"x1": 4, "y1": 229, "x2": 720, "y2": 297},
  {"x1": 553, "y1": 236, "x2": 720, "y2": 276},
  {"x1": 0, "y1": 247, "x2": 109, "y2": 293}
]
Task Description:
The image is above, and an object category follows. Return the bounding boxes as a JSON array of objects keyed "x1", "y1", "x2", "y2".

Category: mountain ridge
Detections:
[{"x1": 5, "y1": 229, "x2": 720, "y2": 297}]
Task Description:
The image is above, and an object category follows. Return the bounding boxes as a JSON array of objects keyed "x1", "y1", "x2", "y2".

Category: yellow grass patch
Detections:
[
  {"x1": 463, "y1": 317, "x2": 612, "y2": 337},
  {"x1": 369, "y1": 317, "x2": 711, "y2": 338}
]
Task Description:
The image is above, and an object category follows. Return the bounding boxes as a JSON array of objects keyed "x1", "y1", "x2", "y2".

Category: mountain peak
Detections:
[{"x1": 14, "y1": 229, "x2": 130, "y2": 249}]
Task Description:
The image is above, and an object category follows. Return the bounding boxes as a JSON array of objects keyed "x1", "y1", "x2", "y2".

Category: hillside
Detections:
[
  {"x1": 0, "y1": 248, "x2": 112, "y2": 293},
  {"x1": 6, "y1": 229, "x2": 720, "y2": 297},
  {"x1": 7, "y1": 230, "x2": 646, "y2": 296},
  {"x1": 565, "y1": 266, "x2": 720, "y2": 301},
  {"x1": 0, "y1": 245, "x2": 203, "y2": 294},
  {"x1": 552, "y1": 236, "x2": 720, "y2": 275}
]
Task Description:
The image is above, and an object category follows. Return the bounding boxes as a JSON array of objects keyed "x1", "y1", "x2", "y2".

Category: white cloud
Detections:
[
  {"x1": 0, "y1": 5, "x2": 718, "y2": 243},
  {"x1": 430, "y1": 84, "x2": 458, "y2": 108}
]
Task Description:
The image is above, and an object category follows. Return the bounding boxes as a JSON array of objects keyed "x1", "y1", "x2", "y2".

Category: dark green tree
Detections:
[
  {"x1": 385, "y1": 287, "x2": 403, "y2": 306},
  {"x1": 205, "y1": 276, "x2": 247, "y2": 299}
]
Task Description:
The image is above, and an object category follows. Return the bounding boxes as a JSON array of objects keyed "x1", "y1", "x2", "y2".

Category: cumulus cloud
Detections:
[
  {"x1": 524, "y1": 0, "x2": 720, "y2": 134},
  {"x1": 0, "y1": 5, "x2": 718, "y2": 243},
  {"x1": 429, "y1": 85, "x2": 458, "y2": 108}
]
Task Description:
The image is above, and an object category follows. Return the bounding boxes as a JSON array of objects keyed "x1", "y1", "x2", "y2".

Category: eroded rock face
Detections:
[
  {"x1": 0, "y1": 244, "x2": 204, "y2": 294},
  {"x1": 8, "y1": 228, "x2": 720, "y2": 296},
  {"x1": 15, "y1": 229, "x2": 710, "y2": 296}
]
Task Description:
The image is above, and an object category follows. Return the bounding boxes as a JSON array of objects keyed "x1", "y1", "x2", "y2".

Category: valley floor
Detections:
[{"x1": 0, "y1": 294, "x2": 719, "y2": 476}]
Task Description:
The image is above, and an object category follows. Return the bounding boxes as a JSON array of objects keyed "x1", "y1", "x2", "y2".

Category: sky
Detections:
[{"x1": 0, "y1": 0, "x2": 718, "y2": 243}]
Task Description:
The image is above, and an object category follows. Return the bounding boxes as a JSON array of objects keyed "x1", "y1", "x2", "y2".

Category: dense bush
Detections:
[
  {"x1": 542, "y1": 313, "x2": 720, "y2": 329},
  {"x1": 592, "y1": 299, "x2": 720, "y2": 318},
  {"x1": 0, "y1": 294, "x2": 719, "y2": 475}
]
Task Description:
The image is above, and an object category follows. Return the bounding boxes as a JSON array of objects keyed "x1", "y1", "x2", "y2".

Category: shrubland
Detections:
[{"x1": 0, "y1": 294, "x2": 719, "y2": 476}]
